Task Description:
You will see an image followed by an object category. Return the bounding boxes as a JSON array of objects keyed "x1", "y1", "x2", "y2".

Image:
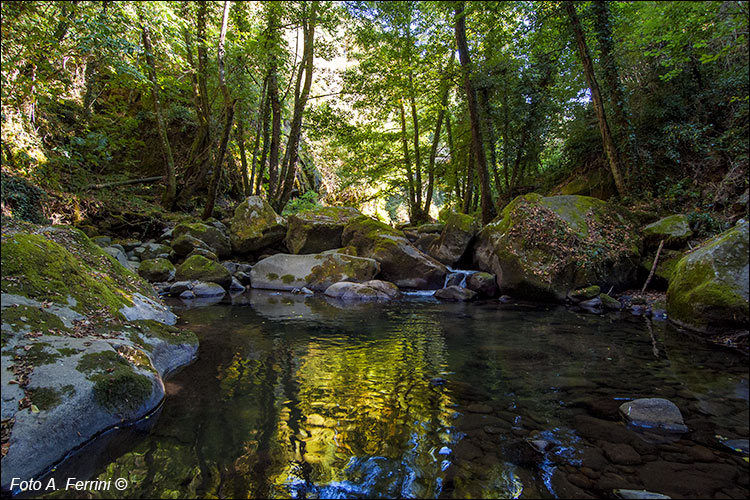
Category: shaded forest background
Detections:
[{"x1": 1, "y1": 1, "x2": 748, "y2": 234}]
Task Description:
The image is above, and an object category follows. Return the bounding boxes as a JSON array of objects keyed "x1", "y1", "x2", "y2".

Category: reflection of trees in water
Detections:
[{"x1": 264, "y1": 316, "x2": 457, "y2": 497}]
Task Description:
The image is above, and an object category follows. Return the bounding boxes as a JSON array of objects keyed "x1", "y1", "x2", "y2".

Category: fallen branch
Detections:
[
  {"x1": 641, "y1": 239, "x2": 664, "y2": 294},
  {"x1": 83, "y1": 176, "x2": 162, "y2": 190}
]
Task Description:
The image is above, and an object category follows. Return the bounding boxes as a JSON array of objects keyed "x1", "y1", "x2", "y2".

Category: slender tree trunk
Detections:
[
  {"x1": 478, "y1": 86, "x2": 501, "y2": 195},
  {"x1": 592, "y1": 0, "x2": 640, "y2": 183},
  {"x1": 250, "y1": 76, "x2": 269, "y2": 196},
  {"x1": 502, "y1": 79, "x2": 510, "y2": 191},
  {"x1": 275, "y1": 1, "x2": 318, "y2": 211},
  {"x1": 237, "y1": 116, "x2": 250, "y2": 196},
  {"x1": 463, "y1": 145, "x2": 474, "y2": 214},
  {"x1": 399, "y1": 101, "x2": 417, "y2": 219},
  {"x1": 566, "y1": 1, "x2": 627, "y2": 196},
  {"x1": 455, "y1": 1, "x2": 495, "y2": 224},
  {"x1": 202, "y1": 0, "x2": 234, "y2": 220},
  {"x1": 409, "y1": 72, "x2": 423, "y2": 218},
  {"x1": 139, "y1": 13, "x2": 176, "y2": 210},
  {"x1": 265, "y1": 4, "x2": 283, "y2": 199},
  {"x1": 256, "y1": 87, "x2": 272, "y2": 196},
  {"x1": 424, "y1": 55, "x2": 454, "y2": 216}
]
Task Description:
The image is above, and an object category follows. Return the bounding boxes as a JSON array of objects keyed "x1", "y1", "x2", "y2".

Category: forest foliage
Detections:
[{"x1": 1, "y1": 1, "x2": 747, "y2": 227}]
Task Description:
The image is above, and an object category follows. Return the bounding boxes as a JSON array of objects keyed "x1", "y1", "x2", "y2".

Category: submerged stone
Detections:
[{"x1": 618, "y1": 398, "x2": 688, "y2": 434}]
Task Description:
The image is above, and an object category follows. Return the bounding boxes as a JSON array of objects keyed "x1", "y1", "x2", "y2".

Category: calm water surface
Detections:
[{"x1": 45, "y1": 291, "x2": 749, "y2": 499}]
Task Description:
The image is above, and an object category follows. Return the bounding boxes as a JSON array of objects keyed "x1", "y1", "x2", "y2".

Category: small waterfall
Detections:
[{"x1": 443, "y1": 267, "x2": 479, "y2": 288}]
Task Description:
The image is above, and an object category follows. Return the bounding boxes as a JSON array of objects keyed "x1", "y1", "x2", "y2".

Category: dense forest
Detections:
[{"x1": 2, "y1": 1, "x2": 747, "y2": 227}]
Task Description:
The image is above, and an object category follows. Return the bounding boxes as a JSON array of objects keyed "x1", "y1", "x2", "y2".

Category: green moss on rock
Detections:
[
  {"x1": 138, "y1": 258, "x2": 176, "y2": 282},
  {"x1": 29, "y1": 387, "x2": 62, "y2": 411},
  {"x1": 643, "y1": 214, "x2": 693, "y2": 249},
  {"x1": 175, "y1": 255, "x2": 231, "y2": 289},
  {"x1": 667, "y1": 221, "x2": 749, "y2": 332},
  {"x1": 134, "y1": 320, "x2": 198, "y2": 346},
  {"x1": 77, "y1": 351, "x2": 154, "y2": 413}
]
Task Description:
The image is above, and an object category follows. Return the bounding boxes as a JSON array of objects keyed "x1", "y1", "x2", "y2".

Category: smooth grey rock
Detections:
[
  {"x1": 191, "y1": 281, "x2": 226, "y2": 298},
  {"x1": 91, "y1": 235, "x2": 111, "y2": 247},
  {"x1": 102, "y1": 246, "x2": 132, "y2": 270},
  {"x1": 119, "y1": 292, "x2": 177, "y2": 326},
  {"x1": 169, "y1": 281, "x2": 193, "y2": 296},
  {"x1": 250, "y1": 252, "x2": 379, "y2": 292},
  {"x1": 614, "y1": 489, "x2": 671, "y2": 500},
  {"x1": 324, "y1": 282, "x2": 393, "y2": 301},
  {"x1": 434, "y1": 286, "x2": 477, "y2": 301},
  {"x1": 229, "y1": 277, "x2": 245, "y2": 292},
  {"x1": 619, "y1": 398, "x2": 688, "y2": 433},
  {"x1": 361, "y1": 280, "x2": 400, "y2": 299},
  {"x1": 234, "y1": 271, "x2": 251, "y2": 286},
  {"x1": 223, "y1": 261, "x2": 240, "y2": 274}
]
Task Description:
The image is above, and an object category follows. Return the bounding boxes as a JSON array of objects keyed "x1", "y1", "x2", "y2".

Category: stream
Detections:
[{"x1": 39, "y1": 290, "x2": 749, "y2": 499}]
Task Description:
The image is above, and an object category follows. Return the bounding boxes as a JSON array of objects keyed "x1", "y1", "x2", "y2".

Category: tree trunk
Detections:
[
  {"x1": 478, "y1": 86, "x2": 502, "y2": 195},
  {"x1": 566, "y1": 1, "x2": 627, "y2": 196},
  {"x1": 202, "y1": 0, "x2": 234, "y2": 220},
  {"x1": 463, "y1": 145, "x2": 474, "y2": 214},
  {"x1": 275, "y1": 1, "x2": 318, "y2": 212},
  {"x1": 455, "y1": 1, "x2": 495, "y2": 224},
  {"x1": 424, "y1": 54, "x2": 454, "y2": 216},
  {"x1": 592, "y1": 0, "x2": 640, "y2": 183},
  {"x1": 250, "y1": 76, "x2": 269, "y2": 195},
  {"x1": 399, "y1": 101, "x2": 417, "y2": 218},
  {"x1": 502, "y1": 79, "x2": 510, "y2": 191},
  {"x1": 264, "y1": 4, "x2": 283, "y2": 199},
  {"x1": 237, "y1": 115, "x2": 250, "y2": 196},
  {"x1": 409, "y1": 72, "x2": 423, "y2": 217},
  {"x1": 139, "y1": 13, "x2": 176, "y2": 210},
  {"x1": 256, "y1": 85, "x2": 272, "y2": 195}
]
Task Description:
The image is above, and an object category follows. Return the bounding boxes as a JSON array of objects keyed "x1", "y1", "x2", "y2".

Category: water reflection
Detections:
[{"x1": 42, "y1": 295, "x2": 749, "y2": 499}]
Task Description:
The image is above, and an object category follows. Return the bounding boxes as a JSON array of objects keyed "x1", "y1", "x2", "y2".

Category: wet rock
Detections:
[
  {"x1": 234, "y1": 271, "x2": 251, "y2": 286},
  {"x1": 504, "y1": 438, "x2": 541, "y2": 467},
  {"x1": 134, "y1": 242, "x2": 172, "y2": 261},
  {"x1": 222, "y1": 261, "x2": 240, "y2": 274},
  {"x1": 179, "y1": 290, "x2": 196, "y2": 299},
  {"x1": 466, "y1": 403, "x2": 493, "y2": 414},
  {"x1": 102, "y1": 245, "x2": 132, "y2": 270},
  {"x1": 250, "y1": 252, "x2": 379, "y2": 292},
  {"x1": 601, "y1": 293, "x2": 623, "y2": 309},
  {"x1": 324, "y1": 282, "x2": 393, "y2": 301},
  {"x1": 284, "y1": 206, "x2": 362, "y2": 254},
  {"x1": 434, "y1": 286, "x2": 477, "y2": 301},
  {"x1": 569, "y1": 285, "x2": 601, "y2": 302},
  {"x1": 191, "y1": 281, "x2": 226, "y2": 298},
  {"x1": 229, "y1": 277, "x2": 245, "y2": 292},
  {"x1": 614, "y1": 489, "x2": 672, "y2": 499},
  {"x1": 361, "y1": 280, "x2": 400, "y2": 299},
  {"x1": 550, "y1": 469, "x2": 596, "y2": 499},
  {"x1": 579, "y1": 296, "x2": 603, "y2": 310},
  {"x1": 603, "y1": 442, "x2": 642, "y2": 465},
  {"x1": 91, "y1": 235, "x2": 111, "y2": 247},
  {"x1": 619, "y1": 398, "x2": 689, "y2": 434},
  {"x1": 639, "y1": 461, "x2": 737, "y2": 498},
  {"x1": 575, "y1": 415, "x2": 634, "y2": 444},
  {"x1": 719, "y1": 438, "x2": 749, "y2": 455},
  {"x1": 666, "y1": 221, "x2": 749, "y2": 333},
  {"x1": 466, "y1": 272, "x2": 497, "y2": 297},
  {"x1": 413, "y1": 233, "x2": 439, "y2": 253},
  {"x1": 169, "y1": 281, "x2": 192, "y2": 296}
]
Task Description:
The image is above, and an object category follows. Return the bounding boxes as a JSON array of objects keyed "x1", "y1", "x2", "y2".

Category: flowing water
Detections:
[{"x1": 40, "y1": 291, "x2": 748, "y2": 499}]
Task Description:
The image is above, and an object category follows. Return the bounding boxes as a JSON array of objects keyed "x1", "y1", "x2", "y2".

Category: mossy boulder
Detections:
[
  {"x1": 643, "y1": 214, "x2": 693, "y2": 249},
  {"x1": 434, "y1": 286, "x2": 477, "y2": 301},
  {"x1": 138, "y1": 258, "x2": 176, "y2": 282},
  {"x1": 0, "y1": 220, "x2": 197, "y2": 488},
  {"x1": 473, "y1": 194, "x2": 641, "y2": 302},
  {"x1": 172, "y1": 221, "x2": 230, "y2": 258},
  {"x1": 133, "y1": 242, "x2": 172, "y2": 261},
  {"x1": 341, "y1": 216, "x2": 447, "y2": 289},
  {"x1": 284, "y1": 206, "x2": 363, "y2": 254},
  {"x1": 666, "y1": 221, "x2": 749, "y2": 333},
  {"x1": 228, "y1": 196, "x2": 287, "y2": 255},
  {"x1": 250, "y1": 252, "x2": 380, "y2": 292},
  {"x1": 555, "y1": 167, "x2": 616, "y2": 200},
  {"x1": 175, "y1": 255, "x2": 232, "y2": 289},
  {"x1": 172, "y1": 233, "x2": 212, "y2": 257},
  {"x1": 640, "y1": 249, "x2": 683, "y2": 287},
  {"x1": 466, "y1": 271, "x2": 497, "y2": 297},
  {"x1": 428, "y1": 213, "x2": 479, "y2": 266}
]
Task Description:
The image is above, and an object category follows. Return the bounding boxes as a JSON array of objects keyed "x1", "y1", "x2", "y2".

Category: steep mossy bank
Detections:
[{"x1": 0, "y1": 218, "x2": 198, "y2": 489}]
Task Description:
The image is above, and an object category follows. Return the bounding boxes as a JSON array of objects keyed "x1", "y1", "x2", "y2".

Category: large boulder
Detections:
[
  {"x1": 172, "y1": 233, "x2": 213, "y2": 258},
  {"x1": 284, "y1": 206, "x2": 363, "y2": 254},
  {"x1": 172, "y1": 221, "x2": 230, "y2": 258},
  {"x1": 175, "y1": 255, "x2": 232, "y2": 289},
  {"x1": 341, "y1": 216, "x2": 447, "y2": 289},
  {"x1": 666, "y1": 221, "x2": 749, "y2": 332},
  {"x1": 643, "y1": 214, "x2": 693, "y2": 249},
  {"x1": 473, "y1": 194, "x2": 641, "y2": 301},
  {"x1": 228, "y1": 196, "x2": 286, "y2": 255},
  {"x1": 249, "y1": 252, "x2": 380, "y2": 292},
  {"x1": 0, "y1": 220, "x2": 197, "y2": 488},
  {"x1": 428, "y1": 213, "x2": 478, "y2": 266}
]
